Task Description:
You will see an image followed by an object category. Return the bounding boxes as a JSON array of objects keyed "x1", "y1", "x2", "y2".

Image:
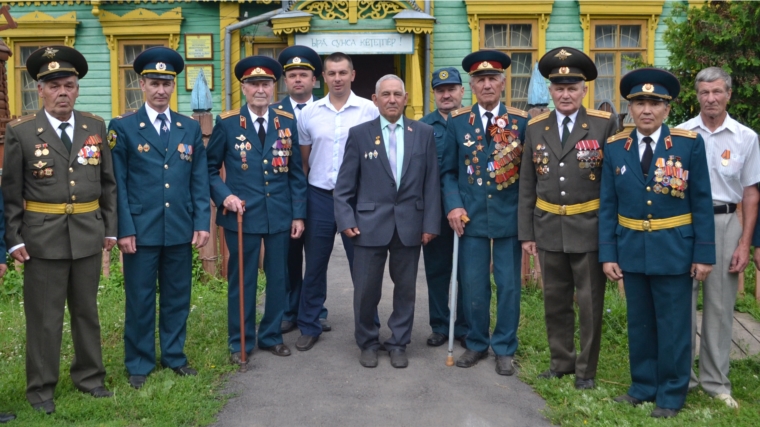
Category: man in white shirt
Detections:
[
  {"x1": 295, "y1": 52, "x2": 379, "y2": 351},
  {"x1": 678, "y1": 67, "x2": 760, "y2": 409}
]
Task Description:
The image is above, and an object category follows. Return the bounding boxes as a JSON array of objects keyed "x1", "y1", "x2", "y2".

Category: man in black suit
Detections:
[{"x1": 334, "y1": 75, "x2": 441, "y2": 368}]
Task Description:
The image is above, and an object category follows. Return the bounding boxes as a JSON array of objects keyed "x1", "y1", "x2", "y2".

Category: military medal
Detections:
[
  {"x1": 144, "y1": 144, "x2": 150, "y2": 152},
  {"x1": 178, "y1": 143, "x2": 186, "y2": 160},
  {"x1": 721, "y1": 149, "x2": 730, "y2": 166},
  {"x1": 241, "y1": 163, "x2": 248, "y2": 170},
  {"x1": 42, "y1": 144, "x2": 50, "y2": 156},
  {"x1": 375, "y1": 136, "x2": 381, "y2": 145},
  {"x1": 137, "y1": 144, "x2": 144, "y2": 153},
  {"x1": 34, "y1": 145, "x2": 42, "y2": 157}
]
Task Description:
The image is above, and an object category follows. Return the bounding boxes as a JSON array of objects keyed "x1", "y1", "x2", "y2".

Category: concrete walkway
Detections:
[{"x1": 214, "y1": 236, "x2": 550, "y2": 427}]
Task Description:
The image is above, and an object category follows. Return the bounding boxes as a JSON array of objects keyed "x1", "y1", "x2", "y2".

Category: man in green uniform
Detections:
[
  {"x1": 2, "y1": 45, "x2": 117, "y2": 414},
  {"x1": 518, "y1": 47, "x2": 618, "y2": 389}
]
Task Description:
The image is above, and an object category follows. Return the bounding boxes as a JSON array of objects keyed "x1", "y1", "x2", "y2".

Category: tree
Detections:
[{"x1": 663, "y1": 1, "x2": 760, "y2": 133}]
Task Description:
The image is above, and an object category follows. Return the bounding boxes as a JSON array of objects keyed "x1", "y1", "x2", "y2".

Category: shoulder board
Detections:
[
  {"x1": 586, "y1": 109, "x2": 612, "y2": 119},
  {"x1": 80, "y1": 111, "x2": 105, "y2": 122},
  {"x1": 113, "y1": 111, "x2": 136, "y2": 120},
  {"x1": 8, "y1": 113, "x2": 36, "y2": 127},
  {"x1": 219, "y1": 109, "x2": 240, "y2": 120},
  {"x1": 669, "y1": 128, "x2": 698, "y2": 139},
  {"x1": 451, "y1": 105, "x2": 473, "y2": 118},
  {"x1": 274, "y1": 109, "x2": 294, "y2": 120},
  {"x1": 528, "y1": 111, "x2": 551, "y2": 126},
  {"x1": 607, "y1": 131, "x2": 630, "y2": 143},
  {"x1": 506, "y1": 106, "x2": 528, "y2": 118}
]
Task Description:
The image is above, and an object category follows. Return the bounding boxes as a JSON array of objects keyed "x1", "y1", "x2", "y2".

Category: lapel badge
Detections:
[
  {"x1": 236, "y1": 134, "x2": 246, "y2": 141},
  {"x1": 468, "y1": 112, "x2": 475, "y2": 126},
  {"x1": 368, "y1": 151, "x2": 374, "y2": 159},
  {"x1": 373, "y1": 150, "x2": 378, "y2": 158},
  {"x1": 365, "y1": 152, "x2": 368, "y2": 159},
  {"x1": 240, "y1": 116, "x2": 247, "y2": 129},
  {"x1": 464, "y1": 140, "x2": 475, "y2": 147},
  {"x1": 545, "y1": 126, "x2": 550, "y2": 131},
  {"x1": 176, "y1": 122, "x2": 182, "y2": 127},
  {"x1": 34, "y1": 161, "x2": 47, "y2": 169},
  {"x1": 37, "y1": 128, "x2": 43, "y2": 133},
  {"x1": 407, "y1": 126, "x2": 413, "y2": 132},
  {"x1": 615, "y1": 166, "x2": 620, "y2": 175},
  {"x1": 581, "y1": 123, "x2": 588, "y2": 129},
  {"x1": 465, "y1": 133, "x2": 471, "y2": 140},
  {"x1": 624, "y1": 137, "x2": 633, "y2": 151},
  {"x1": 664, "y1": 135, "x2": 673, "y2": 150},
  {"x1": 82, "y1": 124, "x2": 88, "y2": 129},
  {"x1": 140, "y1": 122, "x2": 145, "y2": 128},
  {"x1": 138, "y1": 144, "x2": 144, "y2": 153},
  {"x1": 620, "y1": 165, "x2": 626, "y2": 175},
  {"x1": 144, "y1": 144, "x2": 151, "y2": 152},
  {"x1": 274, "y1": 117, "x2": 281, "y2": 130},
  {"x1": 475, "y1": 128, "x2": 480, "y2": 134},
  {"x1": 375, "y1": 136, "x2": 381, "y2": 145}
]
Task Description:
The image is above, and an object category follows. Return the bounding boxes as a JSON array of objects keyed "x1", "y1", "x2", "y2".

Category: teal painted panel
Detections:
[
  {"x1": 546, "y1": 0, "x2": 583, "y2": 50},
  {"x1": 432, "y1": 0, "x2": 471, "y2": 100}
]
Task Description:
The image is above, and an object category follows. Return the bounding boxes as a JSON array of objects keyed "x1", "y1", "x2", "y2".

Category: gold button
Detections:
[
  {"x1": 266, "y1": 193, "x2": 270, "y2": 197},
  {"x1": 265, "y1": 182, "x2": 269, "y2": 186},
  {"x1": 71, "y1": 195, "x2": 77, "y2": 201},
  {"x1": 646, "y1": 186, "x2": 651, "y2": 192},
  {"x1": 647, "y1": 200, "x2": 652, "y2": 206},
  {"x1": 488, "y1": 195, "x2": 492, "y2": 199},
  {"x1": 165, "y1": 183, "x2": 170, "y2": 188},
  {"x1": 69, "y1": 167, "x2": 73, "y2": 173},
  {"x1": 70, "y1": 181, "x2": 75, "y2": 186},
  {"x1": 164, "y1": 164, "x2": 169, "y2": 169},
  {"x1": 165, "y1": 203, "x2": 170, "y2": 207},
  {"x1": 647, "y1": 214, "x2": 653, "y2": 219},
  {"x1": 264, "y1": 171, "x2": 268, "y2": 175},
  {"x1": 263, "y1": 160, "x2": 268, "y2": 164},
  {"x1": 486, "y1": 181, "x2": 491, "y2": 185}
]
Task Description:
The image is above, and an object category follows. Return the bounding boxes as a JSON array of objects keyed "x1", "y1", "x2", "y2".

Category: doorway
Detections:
[{"x1": 349, "y1": 54, "x2": 398, "y2": 99}]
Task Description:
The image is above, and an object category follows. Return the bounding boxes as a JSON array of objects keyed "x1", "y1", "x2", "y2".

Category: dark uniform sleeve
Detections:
[
  {"x1": 598, "y1": 142, "x2": 619, "y2": 263},
  {"x1": 688, "y1": 134, "x2": 716, "y2": 264},
  {"x1": 189, "y1": 120, "x2": 210, "y2": 232},
  {"x1": 108, "y1": 118, "x2": 136, "y2": 239},
  {"x1": 97, "y1": 118, "x2": 118, "y2": 238},
  {"x1": 2, "y1": 124, "x2": 27, "y2": 249},
  {"x1": 206, "y1": 116, "x2": 233, "y2": 207},
  {"x1": 287, "y1": 122, "x2": 307, "y2": 220},
  {"x1": 517, "y1": 125, "x2": 537, "y2": 242}
]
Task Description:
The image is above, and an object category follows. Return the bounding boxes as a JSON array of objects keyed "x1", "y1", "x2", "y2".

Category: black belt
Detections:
[
  {"x1": 309, "y1": 184, "x2": 334, "y2": 196},
  {"x1": 713, "y1": 204, "x2": 737, "y2": 214}
]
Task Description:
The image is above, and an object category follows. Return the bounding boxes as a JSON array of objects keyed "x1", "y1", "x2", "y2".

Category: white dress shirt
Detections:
[
  {"x1": 144, "y1": 103, "x2": 171, "y2": 137},
  {"x1": 298, "y1": 91, "x2": 379, "y2": 190},
  {"x1": 637, "y1": 127, "x2": 661, "y2": 161},
  {"x1": 556, "y1": 110, "x2": 579, "y2": 141},
  {"x1": 678, "y1": 114, "x2": 760, "y2": 204},
  {"x1": 290, "y1": 96, "x2": 314, "y2": 121},
  {"x1": 479, "y1": 104, "x2": 501, "y2": 132}
]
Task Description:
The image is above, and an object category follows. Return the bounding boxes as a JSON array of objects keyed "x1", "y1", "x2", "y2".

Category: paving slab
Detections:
[{"x1": 214, "y1": 236, "x2": 550, "y2": 427}]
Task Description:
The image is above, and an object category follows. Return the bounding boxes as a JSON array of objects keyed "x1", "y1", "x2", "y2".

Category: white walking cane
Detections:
[{"x1": 446, "y1": 215, "x2": 469, "y2": 366}]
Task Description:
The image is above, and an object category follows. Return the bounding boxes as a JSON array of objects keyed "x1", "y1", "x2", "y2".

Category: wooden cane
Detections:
[{"x1": 224, "y1": 200, "x2": 247, "y2": 370}]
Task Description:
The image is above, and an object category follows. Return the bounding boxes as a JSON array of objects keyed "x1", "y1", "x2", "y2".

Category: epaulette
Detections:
[
  {"x1": 8, "y1": 113, "x2": 36, "y2": 127},
  {"x1": 451, "y1": 105, "x2": 472, "y2": 118},
  {"x1": 219, "y1": 109, "x2": 240, "y2": 120},
  {"x1": 80, "y1": 111, "x2": 105, "y2": 122},
  {"x1": 669, "y1": 128, "x2": 698, "y2": 139},
  {"x1": 528, "y1": 111, "x2": 551, "y2": 126},
  {"x1": 507, "y1": 106, "x2": 528, "y2": 118},
  {"x1": 112, "y1": 111, "x2": 136, "y2": 120},
  {"x1": 274, "y1": 109, "x2": 294, "y2": 120},
  {"x1": 586, "y1": 109, "x2": 612, "y2": 120},
  {"x1": 607, "y1": 131, "x2": 630, "y2": 143}
]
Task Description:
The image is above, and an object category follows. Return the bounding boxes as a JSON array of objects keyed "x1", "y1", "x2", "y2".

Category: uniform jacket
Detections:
[
  {"x1": 207, "y1": 105, "x2": 307, "y2": 234},
  {"x1": 2, "y1": 109, "x2": 117, "y2": 259},
  {"x1": 518, "y1": 107, "x2": 618, "y2": 252},
  {"x1": 109, "y1": 105, "x2": 210, "y2": 246},
  {"x1": 334, "y1": 117, "x2": 441, "y2": 247},
  {"x1": 440, "y1": 103, "x2": 529, "y2": 239},
  {"x1": 419, "y1": 109, "x2": 449, "y2": 169},
  {"x1": 598, "y1": 124, "x2": 715, "y2": 275}
]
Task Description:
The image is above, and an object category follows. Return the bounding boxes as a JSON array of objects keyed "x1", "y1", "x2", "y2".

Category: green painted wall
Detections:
[
  {"x1": 431, "y1": 0, "x2": 472, "y2": 101},
  {"x1": 546, "y1": 0, "x2": 583, "y2": 51}
]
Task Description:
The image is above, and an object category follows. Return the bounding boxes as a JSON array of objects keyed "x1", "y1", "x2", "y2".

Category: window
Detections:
[
  {"x1": 253, "y1": 44, "x2": 288, "y2": 102},
  {"x1": 14, "y1": 42, "x2": 63, "y2": 116},
  {"x1": 481, "y1": 21, "x2": 537, "y2": 111},
  {"x1": 118, "y1": 40, "x2": 167, "y2": 114},
  {"x1": 590, "y1": 21, "x2": 646, "y2": 122}
]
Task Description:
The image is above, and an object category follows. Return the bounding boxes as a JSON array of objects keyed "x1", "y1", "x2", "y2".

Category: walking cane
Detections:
[
  {"x1": 446, "y1": 215, "x2": 470, "y2": 366},
  {"x1": 225, "y1": 201, "x2": 247, "y2": 371}
]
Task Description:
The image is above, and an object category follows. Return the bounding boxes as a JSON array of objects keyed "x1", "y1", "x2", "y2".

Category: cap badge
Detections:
[
  {"x1": 254, "y1": 67, "x2": 263, "y2": 74},
  {"x1": 559, "y1": 67, "x2": 569, "y2": 75},
  {"x1": 156, "y1": 62, "x2": 167, "y2": 71},
  {"x1": 477, "y1": 61, "x2": 493, "y2": 69},
  {"x1": 439, "y1": 70, "x2": 449, "y2": 79},
  {"x1": 48, "y1": 61, "x2": 60, "y2": 71},
  {"x1": 292, "y1": 57, "x2": 301, "y2": 64},
  {"x1": 555, "y1": 49, "x2": 572, "y2": 60},
  {"x1": 642, "y1": 83, "x2": 655, "y2": 93},
  {"x1": 43, "y1": 47, "x2": 58, "y2": 59}
]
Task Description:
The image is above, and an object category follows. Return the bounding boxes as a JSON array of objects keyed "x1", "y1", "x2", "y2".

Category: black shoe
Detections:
[
  {"x1": 296, "y1": 334, "x2": 319, "y2": 351},
  {"x1": 575, "y1": 378, "x2": 595, "y2": 390},
  {"x1": 260, "y1": 343, "x2": 291, "y2": 357},
  {"x1": 651, "y1": 407, "x2": 679, "y2": 418},
  {"x1": 129, "y1": 375, "x2": 147, "y2": 389},
  {"x1": 613, "y1": 394, "x2": 643, "y2": 406},
  {"x1": 0, "y1": 412, "x2": 15, "y2": 423},
  {"x1": 495, "y1": 356, "x2": 515, "y2": 376},
  {"x1": 537, "y1": 369, "x2": 572, "y2": 380},
  {"x1": 320, "y1": 318, "x2": 332, "y2": 332},
  {"x1": 455, "y1": 350, "x2": 488, "y2": 368},
  {"x1": 31, "y1": 400, "x2": 55, "y2": 415},
  {"x1": 455, "y1": 335, "x2": 468, "y2": 350},
  {"x1": 426, "y1": 332, "x2": 447, "y2": 347},
  {"x1": 360, "y1": 348, "x2": 378, "y2": 368},
  {"x1": 172, "y1": 365, "x2": 197, "y2": 377},
  {"x1": 230, "y1": 351, "x2": 253, "y2": 365},
  {"x1": 87, "y1": 386, "x2": 113, "y2": 398},
  {"x1": 281, "y1": 320, "x2": 297, "y2": 334},
  {"x1": 389, "y1": 349, "x2": 408, "y2": 368}
]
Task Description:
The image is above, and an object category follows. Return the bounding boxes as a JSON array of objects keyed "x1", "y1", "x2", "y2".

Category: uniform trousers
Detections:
[
  {"x1": 690, "y1": 211, "x2": 741, "y2": 396},
  {"x1": 225, "y1": 229, "x2": 288, "y2": 352},
  {"x1": 538, "y1": 250, "x2": 606, "y2": 379},
  {"x1": 123, "y1": 244, "x2": 191, "y2": 376},
  {"x1": 298, "y1": 185, "x2": 355, "y2": 337},
  {"x1": 24, "y1": 254, "x2": 105, "y2": 404},
  {"x1": 353, "y1": 230, "x2": 420, "y2": 351},
  {"x1": 624, "y1": 272, "x2": 692, "y2": 410},
  {"x1": 285, "y1": 234, "x2": 327, "y2": 323},
  {"x1": 459, "y1": 235, "x2": 521, "y2": 356},
  {"x1": 421, "y1": 213, "x2": 467, "y2": 337}
]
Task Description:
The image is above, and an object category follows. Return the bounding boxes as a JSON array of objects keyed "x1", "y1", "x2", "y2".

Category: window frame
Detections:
[
  {"x1": 12, "y1": 40, "x2": 65, "y2": 116},
  {"x1": 117, "y1": 39, "x2": 170, "y2": 115}
]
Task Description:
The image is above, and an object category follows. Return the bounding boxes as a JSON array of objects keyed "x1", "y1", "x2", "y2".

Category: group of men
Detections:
[{"x1": 0, "y1": 38, "x2": 757, "y2": 422}]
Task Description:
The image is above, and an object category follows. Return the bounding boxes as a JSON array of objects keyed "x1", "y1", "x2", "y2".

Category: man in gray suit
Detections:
[
  {"x1": 335, "y1": 75, "x2": 441, "y2": 369},
  {"x1": 518, "y1": 47, "x2": 618, "y2": 389}
]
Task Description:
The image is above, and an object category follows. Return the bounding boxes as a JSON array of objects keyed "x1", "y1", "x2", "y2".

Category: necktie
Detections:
[
  {"x1": 58, "y1": 122, "x2": 72, "y2": 152},
  {"x1": 484, "y1": 112, "x2": 494, "y2": 143},
  {"x1": 157, "y1": 113, "x2": 170, "y2": 149},
  {"x1": 388, "y1": 123, "x2": 398, "y2": 184},
  {"x1": 256, "y1": 117, "x2": 266, "y2": 146},
  {"x1": 561, "y1": 116, "x2": 571, "y2": 147},
  {"x1": 641, "y1": 136, "x2": 654, "y2": 177},
  {"x1": 296, "y1": 103, "x2": 306, "y2": 110}
]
